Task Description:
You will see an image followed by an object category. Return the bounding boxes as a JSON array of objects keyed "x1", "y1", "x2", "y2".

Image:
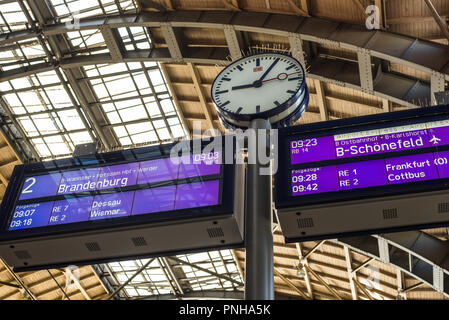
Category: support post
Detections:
[{"x1": 245, "y1": 119, "x2": 274, "y2": 300}]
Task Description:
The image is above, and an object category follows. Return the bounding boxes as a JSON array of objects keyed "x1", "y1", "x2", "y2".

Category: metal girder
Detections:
[
  {"x1": 424, "y1": 0, "x2": 449, "y2": 43},
  {"x1": 273, "y1": 267, "x2": 310, "y2": 300},
  {"x1": 0, "y1": 257, "x2": 36, "y2": 300},
  {"x1": 167, "y1": 256, "x2": 243, "y2": 287},
  {"x1": 2, "y1": 11, "x2": 448, "y2": 75},
  {"x1": 160, "y1": 23, "x2": 184, "y2": 61},
  {"x1": 396, "y1": 269, "x2": 406, "y2": 300},
  {"x1": 336, "y1": 230, "x2": 449, "y2": 298},
  {"x1": 0, "y1": 62, "x2": 54, "y2": 83},
  {"x1": 161, "y1": 258, "x2": 184, "y2": 295},
  {"x1": 141, "y1": 290, "x2": 243, "y2": 300},
  {"x1": 106, "y1": 258, "x2": 155, "y2": 300},
  {"x1": 159, "y1": 62, "x2": 191, "y2": 138},
  {"x1": 303, "y1": 240, "x2": 325, "y2": 259},
  {"x1": 0, "y1": 97, "x2": 40, "y2": 161},
  {"x1": 431, "y1": 71, "x2": 446, "y2": 105},
  {"x1": 4, "y1": 0, "x2": 119, "y2": 160},
  {"x1": 156, "y1": 258, "x2": 180, "y2": 297},
  {"x1": 101, "y1": 27, "x2": 124, "y2": 61},
  {"x1": 286, "y1": 0, "x2": 309, "y2": 17},
  {"x1": 223, "y1": 25, "x2": 243, "y2": 60},
  {"x1": 288, "y1": 33, "x2": 306, "y2": 68},
  {"x1": 303, "y1": 264, "x2": 344, "y2": 300},
  {"x1": 343, "y1": 246, "x2": 358, "y2": 300},
  {"x1": 187, "y1": 63, "x2": 215, "y2": 130},
  {"x1": 357, "y1": 49, "x2": 374, "y2": 93},
  {"x1": 0, "y1": 280, "x2": 21, "y2": 289},
  {"x1": 3, "y1": 11, "x2": 447, "y2": 109},
  {"x1": 295, "y1": 243, "x2": 313, "y2": 299},
  {"x1": 313, "y1": 79, "x2": 329, "y2": 121}
]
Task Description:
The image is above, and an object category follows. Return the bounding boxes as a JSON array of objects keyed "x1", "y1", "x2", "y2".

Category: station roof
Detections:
[{"x1": 0, "y1": 0, "x2": 448, "y2": 300}]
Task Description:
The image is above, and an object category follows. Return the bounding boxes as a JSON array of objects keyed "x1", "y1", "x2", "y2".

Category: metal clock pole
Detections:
[{"x1": 245, "y1": 118, "x2": 274, "y2": 300}]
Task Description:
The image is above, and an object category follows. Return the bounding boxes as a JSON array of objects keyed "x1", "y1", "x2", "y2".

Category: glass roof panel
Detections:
[
  {"x1": 0, "y1": 0, "x2": 241, "y2": 299},
  {"x1": 101, "y1": 249, "x2": 243, "y2": 299},
  {"x1": 49, "y1": 0, "x2": 137, "y2": 23},
  {"x1": 0, "y1": 1, "x2": 30, "y2": 32}
]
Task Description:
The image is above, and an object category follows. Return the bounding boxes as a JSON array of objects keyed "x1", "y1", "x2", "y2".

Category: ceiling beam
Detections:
[
  {"x1": 0, "y1": 258, "x2": 36, "y2": 300},
  {"x1": 396, "y1": 269, "x2": 406, "y2": 300},
  {"x1": 47, "y1": 270, "x2": 70, "y2": 300},
  {"x1": 187, "y1": 63, "x2": 215, "y2": 131},
  {"x1": 101, "y1": 27, "x2": 124, "y2": 61},
  {"x1": 162, "y1": 258, "x2": 185, "y2": 295},
  {"x1": 357, "y1": 49, "x2": 374, "y2": 93},
  {"x1": 374, "y1": 0, "x2": 385, "y2": 28},
  {"x1": 295, "y1": 243, "x2": 314, "y2": 299},
  {"x1": 382, "y1": 98, "x2": 391, "y2": 112},
  {"x1": 300, "y1": 0, "x2": 310, "y2": 16},
  {"x1": 424, "y1": 0, "x2": 449, "y2": 43},
  {"x1": 159, "y1": 63, "x2": 192, "y2": 138},
  {"x1": 273, "y1": 268, "x2": 310, "y2": 300},
  {"x1": 352, "y1": 0, "x2": 367, "y2": 17},
  {"x1": 161, "y1": 23, "x2": 184, "y2": 61},
  {"x1": 106, "y1": 259, "x2": 155, "y2": 300},
  {"x1": 221, "y1": 0, "x2": 241, "y2": 11},
  {"x1": 352, "y1": 257, "x2": 375, "y2": 274},
  {"x1": 303, "y1": 264, "x2": 344, "y2": 300},
  {"x1": 431, "y1": 71, "x2": 446, "y2": 105},
  {"x1": 387, "y1": 15, "x2": 448, "y2": 25},
  {"x1": 168, "y1": 257, "x2": 244, "y2": 287},
  {"x1": 343, "y1": 246, "x2": 359, "y2": 300},
  {"x1": 352, "y1": 277, "x2": 376, "y2": 300},
  {"x1": 223, "y1": 25, "x2": 243, "y2": 60},
  {"x1": 313, "y1": 79, "x2": 329, "y2": 121},
  {"x1": 286, "y1": 0, "x2": 309, "y2": 17}
]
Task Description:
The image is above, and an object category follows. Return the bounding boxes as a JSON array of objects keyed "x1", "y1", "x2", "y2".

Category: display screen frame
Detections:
[
  {"x1": 0, "y1": 138, "x2": 236, "y2": 242},
  {"x1": 275, "y1": 104, "x2": 449, "y2": 209}
]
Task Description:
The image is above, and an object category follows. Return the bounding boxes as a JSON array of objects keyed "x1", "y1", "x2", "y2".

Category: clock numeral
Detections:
[
  {"x1": 215, "y1": 90, "x2": 229, "y2": 95},
  {"x1": 288, "y1": 77, "x2": 301, "y2": 81},
  {"x1": 256, "y1": 58, "x2": 260, "y2": 66},
  {"x1": 221, "y1": 101, "x2": 230, "y2": 107},
  {"x1": 222, "y1": 77, "x2": 231, "y2": 81},
  {"x1": 286, "y1": 64, "x2": 295, "y2": 70},
  {"x1": 236, "y1": 107, "x2": 243, "y2": 114},
  {"x1": 236, "y1": 65, "x2": 243, "y2": 71},
  {"x1": 256, "y1": 105, "x2": 261, "y2": 113},
  {"x1": 287, "y1": 90, "x2": 296, "y2": 94},
  {"x1": 274, "y1": 101, "x2": 280, "y2": 106}
]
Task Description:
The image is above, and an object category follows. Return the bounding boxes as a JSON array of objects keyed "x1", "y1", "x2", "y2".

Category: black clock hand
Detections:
[
  {"x1": 258, "y1": 58, "x2": 280, "y2": 82},
  {"x1": 232, "y1": 83, "x2": 255, "y2": 90},
  {"x1": 231, "y1": 58, "x2": 281, "y2": 90}
]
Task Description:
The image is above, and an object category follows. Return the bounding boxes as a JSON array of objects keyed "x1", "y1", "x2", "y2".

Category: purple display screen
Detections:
[
  {"x1": 291, "y1": 150, "x2": 449, "y2": 196},
  {"x1": 9, "y1": 180, "x2": 220, "y2": 230},
  {"x1": 18, "y1": 151, "x2": 221, "y2": 201},
  {"x1": 290, "y1": 121, "x2": 449, "y2": 165},
  {"x1": 10, "y1": 151, "x2": 222, "y2": 231}
]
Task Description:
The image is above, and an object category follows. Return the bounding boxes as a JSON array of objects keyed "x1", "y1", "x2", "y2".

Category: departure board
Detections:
[
  {"x1": 290, "y1": 120, "x2": 449, "y2": 165},
  {"x1": 275, "y1": 105, "x2": 449, "y2": 208},
  {"x1": 291, "y1": 151, "x2": 449, "y2": 196},
  {"x1": 5, "y1": 149, "x2": 222, "y2": 232}
]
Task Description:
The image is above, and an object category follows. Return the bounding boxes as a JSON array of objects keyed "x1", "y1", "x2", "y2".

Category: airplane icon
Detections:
[{"x1": 430, "y1": 135, "x2": 441, "y2": 145}]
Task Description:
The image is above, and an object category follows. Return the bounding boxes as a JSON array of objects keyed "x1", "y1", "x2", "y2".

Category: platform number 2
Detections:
[{"x1": 22, "y1": 177, "x2": 36, "y2": 194}]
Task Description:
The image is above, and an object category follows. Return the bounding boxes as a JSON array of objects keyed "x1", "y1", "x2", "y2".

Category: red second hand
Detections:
[{"x1": 262, "y1": 71, "x2": 301, "y2": 83}]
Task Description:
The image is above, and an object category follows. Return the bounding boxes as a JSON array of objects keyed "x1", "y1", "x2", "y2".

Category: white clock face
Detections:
[{"x1": 211, "y1": 53, "x2": 305, "y2": 117}]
